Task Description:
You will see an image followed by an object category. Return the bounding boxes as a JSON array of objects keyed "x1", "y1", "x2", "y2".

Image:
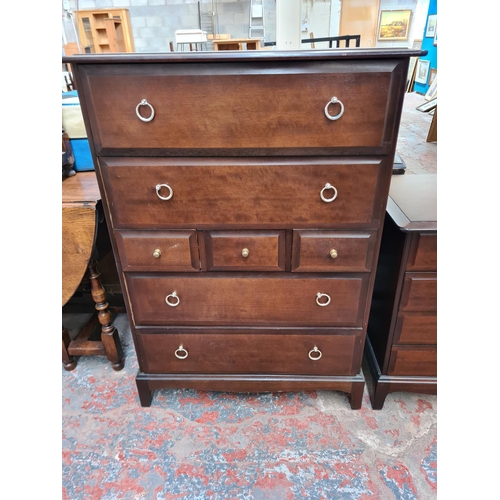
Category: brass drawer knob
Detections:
[
  {"x1": 330, "y1": 249, "x2": 338, "y2": 259},
  {"x1": 241, "y1": 248, "x2": 250, "y2": 258},
  {"x1": 316, "y1": 292, "x2": 331, "y2": 307},
  {"x1": 153, "y1": 248, "x2": 162, "y2": 259},
  {"x1": 156, "y1": 183, "x2": 173, "y2": 200},
  {"x1": 324, "y1": 96, "x2": 344, "y2": 121},
  {"x1": 308, "y1": 346, "x2": 322, "y2": 360},
  {"x1": 136, "y1": 98, "x2": 155, "y2": 122},
  {"x1": 165, "y1": 291, "x2": 180, "y2": 307},
  {"x1": 320, "y1": 183, "x2": 338, "y2": 203},
  {"x1": 174, "y1": 345, "x2": 188, "y2": 359}
]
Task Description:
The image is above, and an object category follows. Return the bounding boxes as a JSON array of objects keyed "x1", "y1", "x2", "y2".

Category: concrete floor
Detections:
[{"x1": 62, "y1": 92, "x2": 437, "y2": 499}]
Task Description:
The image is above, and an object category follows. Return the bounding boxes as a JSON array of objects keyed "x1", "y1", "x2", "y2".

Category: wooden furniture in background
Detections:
[
  {"x1": 212, "y1": 38, "x2": 262, "y2": 50},
  {"x1": 62, "y1": 172, "x2": 124, "y2": 371},
  {"x1": 75, "y1": 9, "x2": 134, "y2": 53},
  {"x1": 64, "y1": 48, "x2": 424, "y2": 409},
  {"x1": 339, "y1": 0, "x2": 381, "y2": 47},
  {"x1": 427, "y1": 106, "x2": 437, "y2": 142},
  {"x1": 364, "y1": 174, "x2": 437, "y2": 409}
]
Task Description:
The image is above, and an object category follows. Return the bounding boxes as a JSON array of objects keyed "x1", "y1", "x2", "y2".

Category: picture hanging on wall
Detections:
[
  {"x1": 426, "y1": 15, "x2": 437, "y2": 38},
  {"x1": 415, "y1": 59, "x2": 430, "y2": 85},
  {"x1": 433, "y1": 25, "x2": 438, "y2": 46},
  {"x1": 377, "y1": 10, "x2": 412, "y2": 41}
]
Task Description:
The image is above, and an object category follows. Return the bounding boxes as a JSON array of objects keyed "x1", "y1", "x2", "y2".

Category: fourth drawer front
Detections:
[{"x1": 126, "y1": 273, "x2": 369, "y2": 327}]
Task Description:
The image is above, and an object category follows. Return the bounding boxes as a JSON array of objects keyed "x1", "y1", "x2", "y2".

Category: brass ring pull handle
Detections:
[
  {"x1": 324, "y1": 96, "x2": 344, "y2": 121},
  {"x1": 308, "y1": 346, "x2": 322, "y2": 360},
  {"x1": 316, "y1": 292, "x2": 331, "y2": 307},
  {"x1": 156, "y1": 183, "x2": 173, "y2": 201},
  {"x1": 241, "y1": 248, "x2": 250, "y2": 258},
  {"x1": 153, "y1": 248, "x2": 162, "y2": 259},
  {"x1": 136, "y1": 99, "x2": 155, "y2": 122},
  {"x1": 174, "y1": 345, "x2": 188, "y2": 359},
  {"x1": 320, "y1": 183, "x2": 338, "y2": 203},
  {"x1": 165, "y1": 291, "x2": 180, "y2": 307},
  {"x1": 330, "y1": 249, "x2": 338, "y2": 259}
]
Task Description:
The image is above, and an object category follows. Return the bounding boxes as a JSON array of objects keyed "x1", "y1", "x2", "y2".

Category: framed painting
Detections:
[
  {"x1": 428, "y1": 69, "x2": 437, "y2": 86},
  {"x1": 425, "y1": 76, "x2": 437, "y2": 101},
  {"x1": 415, "y1": 59, "x2": 430, "y2": 85},
  {"x1": 426, "y1": 14, "x2": 437, "y2": 38},
  {"x1": 377, "y1": 10, "x2": 412, "y2": 41},
  {"x1": 416, "y1": 98, "x2": 437, "y2": 113}
]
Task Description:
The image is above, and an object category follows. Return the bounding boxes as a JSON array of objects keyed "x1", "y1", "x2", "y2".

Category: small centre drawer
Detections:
[
  {"x1": 115, "y1": 230, "x2": 200, "y2": 272},
  {"x1": 204, "y1": 230, "x2": 286, "y2": 271},
  {"x1": 136, "y1": 329, "x2": 363, "y2": 376},
  {"x1": 126, "y1": 273, "x2": 368, "y2": 327},
  {"x1": 292, "y1": 230, "x2": 376, "y2": 272}
]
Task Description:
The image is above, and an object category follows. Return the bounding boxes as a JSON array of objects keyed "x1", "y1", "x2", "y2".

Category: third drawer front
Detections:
[
  {"x1": 100, "y1": 157, "x2": 384, "y2": 228},
  {"x1": 136, "y1": 330, "x2": 363, "y2": 376},
  {"x1": 126, "y1": 274, "x2": 368, "y2": 327},
  {"x1": 399, "y1": 273, "x2": 437, "y2": 312}
]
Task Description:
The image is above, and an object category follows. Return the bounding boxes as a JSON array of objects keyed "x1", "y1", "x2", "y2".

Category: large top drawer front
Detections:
[
  {"x1": 79, "y1": 61, "x2": 403, "y2": 155},
  {"x1": 100, "y1": 157, "x2": 384, "y2": 229}
]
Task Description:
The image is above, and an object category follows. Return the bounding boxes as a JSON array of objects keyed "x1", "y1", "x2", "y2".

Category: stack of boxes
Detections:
[{"x1": 62, "y1": 91, "x2": 94, "y2": 171}]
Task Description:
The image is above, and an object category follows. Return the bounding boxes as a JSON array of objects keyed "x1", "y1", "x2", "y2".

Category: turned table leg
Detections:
[
  {"x1": 62, "y1": 326, "x2": 76, "y2": 371},
  {"x1": 88, "y1": 259, "x2": 124, "y2": 371}
]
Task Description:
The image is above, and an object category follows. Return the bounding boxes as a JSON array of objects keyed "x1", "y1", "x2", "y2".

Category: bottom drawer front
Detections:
[
  {"x1": 137, "y1": 331, "x2": 362, "y2": 375},
  {"x1": 127, "y1": 274, "x2": 367, "y2": 326},
  {"x1": 394, "y1": 313, "x2": 437, "y2": 345},
  {"x1": 388, "y1": 346, "x2": 437, "y2": 377}
]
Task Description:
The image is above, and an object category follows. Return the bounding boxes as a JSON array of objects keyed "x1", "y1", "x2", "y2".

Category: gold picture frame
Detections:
[{"x1": 377, "y1": 10, "x2": 412, "y2": 41}]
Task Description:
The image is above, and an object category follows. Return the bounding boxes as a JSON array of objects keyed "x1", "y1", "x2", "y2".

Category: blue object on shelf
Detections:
[{"x1": 70, "y1": 138, "x2": 94, "y2": 172}]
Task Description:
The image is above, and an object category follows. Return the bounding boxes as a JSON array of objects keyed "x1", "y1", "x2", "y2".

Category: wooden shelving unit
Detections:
[{"x1": 75, "y1": 9, "x2": 134, "y2": 53}]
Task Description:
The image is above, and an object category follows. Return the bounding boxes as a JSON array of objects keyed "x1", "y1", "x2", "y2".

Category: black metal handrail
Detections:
[{"x1": 264, "y1": 35, "x2": 361, "y2": 48}]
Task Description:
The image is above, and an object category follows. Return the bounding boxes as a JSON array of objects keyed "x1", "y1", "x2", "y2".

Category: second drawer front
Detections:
[
  {"x1": 388, "y1": 346, "x2": 437, "y2": 377},
  {"x1": 292, "y1": 230, "x2": 376, "y2": 272},
  {"x1": 399, "y1": 273, "x2": 437, "y2": 312},
  {"x1": 115, "y1": 230, "x2": 199, "y2": 272},
  {"x1": 100, "y1": 157, "x2": 383, "y2": 228},
  {"x1": 136, "y1": 330, "x2": 362, "y2": 375},
  {"x1": 204, "y1": 230, "x2": 286, "y2": 271},
  {"x1": 126, "y1": 274, "x2": 368, "y2": 327}
]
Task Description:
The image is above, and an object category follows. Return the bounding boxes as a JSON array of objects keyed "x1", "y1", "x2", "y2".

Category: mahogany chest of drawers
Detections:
[
  {"x1": 64, "y1": 49, "x2": 423, "y2": 409},
  {"x1": 364, "y1": 174, "x2": 437, "y2": 409}
]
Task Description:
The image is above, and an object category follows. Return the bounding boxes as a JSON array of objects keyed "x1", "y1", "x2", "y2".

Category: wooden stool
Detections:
[{"x1": 62, "y1": 172, "x2": 124, "y2": 371}]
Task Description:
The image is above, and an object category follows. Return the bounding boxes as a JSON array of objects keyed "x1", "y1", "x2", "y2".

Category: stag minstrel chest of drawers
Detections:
[
  {"x1": 364, "y1": 174, "x2": 437, "y2": 409},
  {"x1": 63, "y1": 48, "x2": 424, "y2": 409}
]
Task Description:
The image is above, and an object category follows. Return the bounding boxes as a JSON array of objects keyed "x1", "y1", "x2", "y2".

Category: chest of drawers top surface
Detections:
[{"x1": 387, "y1": 174, "x2": 437, "y2": 231}]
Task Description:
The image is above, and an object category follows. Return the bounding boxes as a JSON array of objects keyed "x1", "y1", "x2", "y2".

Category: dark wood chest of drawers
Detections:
[
  {"x1": 64, "y1": 49, "x2": 423, "y2": 409},
  {"x1": 364, "y1": 174, "x2": 437, "y2": 409}
]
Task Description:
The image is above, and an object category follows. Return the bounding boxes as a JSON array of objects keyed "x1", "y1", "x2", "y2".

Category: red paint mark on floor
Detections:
[
  {"x1": 196, "y1": 410, "x2": 220, "y2": 424},
  {"x1": 223, "y1": 449, "x2": 247, "y2": 462}
]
